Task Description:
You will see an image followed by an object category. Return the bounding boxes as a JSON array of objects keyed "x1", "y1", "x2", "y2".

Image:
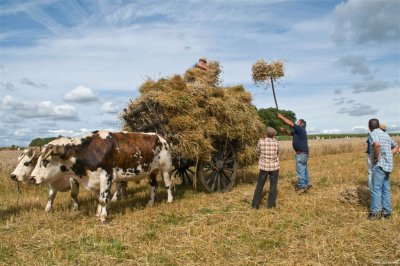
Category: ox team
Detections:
[{"x1": 27, "y1": 130, "x2": 173, "y2": 223}]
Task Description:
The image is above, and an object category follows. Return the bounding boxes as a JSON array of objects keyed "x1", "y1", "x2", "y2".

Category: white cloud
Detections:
[
  {"x1": 333, "y1": 0, "x2": 400, "y2": 44},
  {"x1": 352, "y1": 80, "x2": 390, "y2": 94},
  {"x1": 0, "y1": 82, "x2": 16, "y2": 91},
  {"x1": 338, "y1": 103, "x2": 378, "y2": 117},
  {"x1": 47, "y1": 128, "x2": 92, "y2": 138},
  {"x1": 63, "y1": 85, "x2": 98, "y2": 103},
  {"x1": 351, "y1": 126, "x2": 368, "y2": 134},
  {"x1": 0, "y1": 95, "x2": 78, "y2": 120},
  {"x1": 101, "y1": 101, "x2": 120, "y2": 114},
  {"x1": 14, "y1": 128, "x2": 30, "y2": 136},
  {"x1": 337, "y1": 55, "x2": 372, "y2": 78},
  {"x1": 322, "y1": 129, "x2": 342, "y2": 134}
]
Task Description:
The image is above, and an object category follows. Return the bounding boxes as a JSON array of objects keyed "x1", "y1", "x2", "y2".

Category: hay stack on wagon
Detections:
[{"x1": 121, "y1": 61, "x2": 265, "y2": 164}]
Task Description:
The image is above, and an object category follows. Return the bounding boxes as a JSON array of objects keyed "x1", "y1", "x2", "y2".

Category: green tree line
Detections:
[
  {"x1": 29, "y1": 136, "x2": 59, "y2": 147},
  {"x1": 257, "y1": 107, "x2": 296, "y2": 135}
]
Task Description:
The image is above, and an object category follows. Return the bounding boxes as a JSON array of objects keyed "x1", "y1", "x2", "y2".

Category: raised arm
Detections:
[{"x1": 277, "y1": 113, "x2": 294, "y2": 128}]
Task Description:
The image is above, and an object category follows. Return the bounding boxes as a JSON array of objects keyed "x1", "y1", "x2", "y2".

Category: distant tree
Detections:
[
  {"x1": 257, "y1": 108, "x2": 296, "y2": 135},
  {"x1": 29, "y1": 136, "x2": 59, "y2": 147}
]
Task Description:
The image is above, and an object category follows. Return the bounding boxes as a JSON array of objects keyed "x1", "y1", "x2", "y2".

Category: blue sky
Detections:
[{"x1": 0, "y1": 0, "x2": 399, "y2": 146}]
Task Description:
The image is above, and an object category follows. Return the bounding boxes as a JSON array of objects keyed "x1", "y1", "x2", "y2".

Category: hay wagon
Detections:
[
  {"x1": 122, "y1": 62, "x2": 264, "y2": 193},
  {"x1": 122, "y1": 99, "x2": 238, "y2": 193}
]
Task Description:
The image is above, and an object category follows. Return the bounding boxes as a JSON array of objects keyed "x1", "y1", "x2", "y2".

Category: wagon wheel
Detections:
[
  {"x1": 197, "y1": 140, "x2": 237, "y2": 193},
  {"x1": 171, "y1": 158, "x2": 196, "y2": 185}
]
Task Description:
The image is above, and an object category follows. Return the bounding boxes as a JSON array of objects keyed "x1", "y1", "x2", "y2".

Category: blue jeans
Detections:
[
  {"x1": 370, "y1": 166, "x2": 392, "y2": 215},
  {"x1": 295, "y1": 153, "x2": 310, "y2": 189},
  {"x1": 251, "y1": 170, "x2": 279, "y2": 208}
]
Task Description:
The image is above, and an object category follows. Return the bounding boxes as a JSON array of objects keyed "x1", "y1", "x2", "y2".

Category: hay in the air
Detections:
[
  {"x1": 121, "y1": 61, "x2": 265, "y2": 163},
  {"x1": 251, "y1": 59, "x2": 284, "y2": 84}
]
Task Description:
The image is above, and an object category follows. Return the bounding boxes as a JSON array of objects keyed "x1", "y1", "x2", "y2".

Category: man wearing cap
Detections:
[
  {"x1": 195, "y1": 57, "x2": 208, "y2": 71},
  {"x1": 251, "y1": 127, "x2": 280, "y2": 209},
  {"x1": 277, "y1": 112, "x2": 311, "y2": 193}
]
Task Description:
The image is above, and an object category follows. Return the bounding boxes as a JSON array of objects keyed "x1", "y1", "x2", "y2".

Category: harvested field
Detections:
[{"x1": 1, "y1": 138, "x2": 400, "y2": 265}]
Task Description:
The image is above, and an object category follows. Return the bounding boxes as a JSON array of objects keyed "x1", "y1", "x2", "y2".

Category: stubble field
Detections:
[{"x1": 0, "y1": 138, "x2": 399, "y2": 265}]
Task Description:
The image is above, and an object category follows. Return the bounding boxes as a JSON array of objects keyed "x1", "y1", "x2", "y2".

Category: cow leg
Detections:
[
  {"x1": 45, "y1": 184, "x2": 57, "y2": 212},
  {"x1": 98, "y1": 171, "x2": 113, "y2": 223},
  {"x1": 111, "y1": 181, "x2": 127, "y2": 202},
  {"x1": 70, "y1": 178, "x2": 79, "y2": 211},
  {"x1": 162, "y1": 170, "x2": 173, "y2": 203},
  {"x1": 148, "y1": 173, "x2": 158, "y2": 206}
]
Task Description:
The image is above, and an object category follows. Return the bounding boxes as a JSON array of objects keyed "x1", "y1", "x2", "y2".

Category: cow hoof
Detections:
[
  {"x1": 100, "y1": 219, "x2": 108, "y2": 224},
  {"x1": 44, "y1": 206, "x2": 52, "y2": 212},
  {"x1": 71, "y1": 206, "x2": 79, "y2": 211},
  {"x1": 147, "y1": 201, "x2": 154, "y2": 207}
]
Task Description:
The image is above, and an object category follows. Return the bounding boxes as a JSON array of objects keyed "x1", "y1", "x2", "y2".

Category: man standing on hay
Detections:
[
  {"x1": 251, "y1": 127, "x2": 280, "y2": 209},
  {"x1": 367, "y1": 118, "x2": 399, "y2": 220},
  {"x1": 277, "y1": 113, "x2": 311, "y2": 193},
  {"x1": 194, "y1": 57, "x2": 208, "y2": 71}
]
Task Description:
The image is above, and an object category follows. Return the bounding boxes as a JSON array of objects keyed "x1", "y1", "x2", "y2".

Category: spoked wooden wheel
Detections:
[
  {"x1": 197, "y1": 141, "x2": 237, "y2": 193},
  {"x1": 171, "y1": 158, "x2": 195, "y2": 185}
]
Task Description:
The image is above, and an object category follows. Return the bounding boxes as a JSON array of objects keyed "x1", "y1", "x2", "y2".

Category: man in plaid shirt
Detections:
[
  {"x1": 251, "y1": 127, "x2": 280, "y2": 209},
  {"x1": 368, "y1": 118, "x2": 399, "y2": 220}
]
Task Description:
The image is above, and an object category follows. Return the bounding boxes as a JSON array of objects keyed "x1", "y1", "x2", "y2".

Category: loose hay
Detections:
[
  {"x1": 339, "y1": 186, "x2": 370, "y2": 206},
  {"x1": 251, "y1": 59, "x2": 284, "y2": 84},
  {"x1": 122, "y1": 61, "x2": 265, "y2": 164}
]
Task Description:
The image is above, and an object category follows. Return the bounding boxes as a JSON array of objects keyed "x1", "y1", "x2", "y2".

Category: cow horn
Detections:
[{"x1": 42, "y1": 149, "x2": 53, "y2": 160}]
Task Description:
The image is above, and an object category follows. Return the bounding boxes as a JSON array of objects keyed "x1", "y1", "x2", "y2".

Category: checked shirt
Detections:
[
  {"x1": 369, "y1": 128, "x2": 398, "y2": 172},
  {"x1": 256, "y1": 137, "x2": 279, "y2": 171}
]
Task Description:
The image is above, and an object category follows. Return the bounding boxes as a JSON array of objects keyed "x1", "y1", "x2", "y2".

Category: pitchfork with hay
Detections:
[{"x1": 251, "y1": 59, "x2": 284, "y2": 110}]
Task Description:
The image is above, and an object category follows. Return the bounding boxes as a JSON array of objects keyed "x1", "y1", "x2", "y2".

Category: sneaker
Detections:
[
  {"x1": 307, "y1": 185, "x2": 312, "y2": 190},
  {"x1": 368, "y1": 212, "x2": 381, "y2": 220},
  {"x1": 382, "y1": 213, "x2": 392, "y2": 219}
]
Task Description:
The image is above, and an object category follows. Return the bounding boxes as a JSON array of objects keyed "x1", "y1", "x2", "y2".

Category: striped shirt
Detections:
[
  {"x1": 369, "y1": 128, "x2": 398, "y2": 172},
  {"x1": 256, "y1": 137, "x2": 279, "y2": 171}
]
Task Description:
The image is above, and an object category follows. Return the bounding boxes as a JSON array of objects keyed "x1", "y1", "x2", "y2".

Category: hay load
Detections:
[
  {"x1": 121, "y1": 61, "x2": 265, "y2": 164},
  {"x1": 251, "y1": 59, "x2": 284, "y2": 84}
]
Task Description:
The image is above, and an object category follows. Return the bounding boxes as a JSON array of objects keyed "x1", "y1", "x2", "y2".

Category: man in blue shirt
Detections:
[
  {"x1": 277, "y1": 112, "x2": 311, "y2": 193},
  {"x1": 368, "y1": 118, "x2": 399, "y2": 220}
]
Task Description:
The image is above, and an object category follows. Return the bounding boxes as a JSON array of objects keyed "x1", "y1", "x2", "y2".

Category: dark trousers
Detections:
[{"x1": 251, "y1": 169, "x2": 279, "y2": 209}]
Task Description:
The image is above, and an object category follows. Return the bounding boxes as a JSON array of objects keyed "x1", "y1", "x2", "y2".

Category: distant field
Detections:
[{"x1": 1, "y1": 138, "x2": 399, "y2": 265}]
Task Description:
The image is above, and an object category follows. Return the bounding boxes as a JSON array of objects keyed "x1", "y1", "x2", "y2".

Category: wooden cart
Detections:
[{"x1": 122, "y1": 100, "x2": 238, "y2": 193}]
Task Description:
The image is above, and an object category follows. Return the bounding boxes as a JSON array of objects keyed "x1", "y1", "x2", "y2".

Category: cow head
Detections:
[
  {"x1": 30, "y1": 144, "x2": 74, "y2": 184},
  {"x1": 10, "y1": 147, "x2": 41, "y2": 182}
]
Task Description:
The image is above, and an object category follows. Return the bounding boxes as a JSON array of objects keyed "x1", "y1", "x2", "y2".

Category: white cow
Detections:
[
  {"x1": 10, "y1": 145, "x2": 79, "y2": 211},
  {"x1": 30, "y1": 131, "x2": 173, "y2": 223},
  {"x1": 11, "y1": 140, "x2": 126, "y2": 212}
]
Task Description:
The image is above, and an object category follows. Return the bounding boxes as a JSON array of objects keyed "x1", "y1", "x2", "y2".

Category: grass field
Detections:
[{"x1": 1, "y1": 138, "x2": 399, "y2": 265}]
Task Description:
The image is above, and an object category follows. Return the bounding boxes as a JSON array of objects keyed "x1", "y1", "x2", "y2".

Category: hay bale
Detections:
[
  {"x1": 121, "y1": 61, "x2": 265, "y2": 163},
  {"x1": 251, "y1": 59, "x2": 284, "y2": 84}
]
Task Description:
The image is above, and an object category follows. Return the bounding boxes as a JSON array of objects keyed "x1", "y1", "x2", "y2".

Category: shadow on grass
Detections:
[
  {"x1": 356, "y1": 186, "x2": 370, "y2": 209},
  {"x1": 0, "y1": 202, "x2": 44, "y2": 222}
]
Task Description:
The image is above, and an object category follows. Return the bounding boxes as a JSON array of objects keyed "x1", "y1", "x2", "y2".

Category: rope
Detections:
[{"x1": 16, "y1": 182, "x2": 21, "y2": 206}]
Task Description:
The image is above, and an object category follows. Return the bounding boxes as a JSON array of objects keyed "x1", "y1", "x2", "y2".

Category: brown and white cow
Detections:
[
  {"x1": 10, "y1": 144, "x2": 80, "y2": 212},
  {"x1": 30, "y1": 130, "x2": 173, "y2": 223}
]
